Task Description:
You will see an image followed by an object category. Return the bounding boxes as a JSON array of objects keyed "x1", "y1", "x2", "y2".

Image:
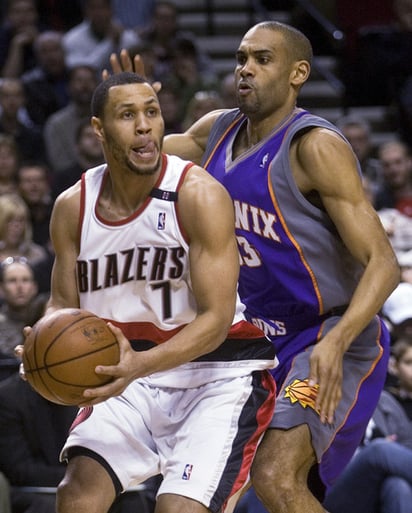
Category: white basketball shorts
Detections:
[{"x1": 61, "y1": 369, "x2": 275, "y2": 513}]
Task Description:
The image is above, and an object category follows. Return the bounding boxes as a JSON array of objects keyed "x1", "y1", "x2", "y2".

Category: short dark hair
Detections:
[
  {"x1": 254, "y1": 21, "x2": 313, "y2": 65},
  {"x1": 91, "y1": 72, "x2": 150, "y2": 118}
]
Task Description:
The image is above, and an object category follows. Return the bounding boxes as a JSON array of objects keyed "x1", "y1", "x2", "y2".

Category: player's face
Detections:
[
  {"x1": 97, "y1": 83, "x2": 164, "y2": 176},
  {"x1": 235, "y1": 27, "x2": 299, "y2": 120},
  {"x1": 1, "y1": 263, "x2": 37, "y2": 308}
]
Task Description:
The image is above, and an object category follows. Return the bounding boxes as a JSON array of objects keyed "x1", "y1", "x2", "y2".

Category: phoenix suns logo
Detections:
[{"x1": 283, "y1": 378, "x2": 319, "y2": 412}]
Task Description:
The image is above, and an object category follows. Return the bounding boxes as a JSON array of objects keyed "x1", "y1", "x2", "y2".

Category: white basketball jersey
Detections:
[{"x1": 77, "y1": 154, "x2": 276, "y2": 382}]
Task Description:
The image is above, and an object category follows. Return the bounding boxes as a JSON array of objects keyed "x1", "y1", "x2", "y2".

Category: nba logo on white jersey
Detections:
[
  {"x1": 182, "y1": 463, "x2": 193, "y2": 480},
  {"x1": 157, "y1": 212, "x2": 166, "y2": 230}
]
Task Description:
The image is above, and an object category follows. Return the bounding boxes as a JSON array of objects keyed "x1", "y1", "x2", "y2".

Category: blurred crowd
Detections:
[{"x1": 0, "y1": 1, "x2": 412, "y2": 513}]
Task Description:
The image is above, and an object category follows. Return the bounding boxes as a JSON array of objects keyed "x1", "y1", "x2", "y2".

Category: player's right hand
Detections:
[
  {"x1": 103, "y1": 49, "x2": 162, "y2": 93},
  {"x1": 14, "y1": 326, "x2": 33, "y2": 381},
  {"x1": 14, "y1": 343, "x2": 26, "y2": 381}
]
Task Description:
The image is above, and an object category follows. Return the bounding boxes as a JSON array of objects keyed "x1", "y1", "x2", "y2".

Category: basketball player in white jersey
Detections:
[{"x1": 17, "y1": 72, "x2": 277, "y2": 513}]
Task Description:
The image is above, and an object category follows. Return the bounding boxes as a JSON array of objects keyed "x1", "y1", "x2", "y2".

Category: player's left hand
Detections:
[
  {"x1": 80, "y1": 323, "x2": 141, "y2": 406},
  {"x1": 308, "y1": 335, "x2": 345, "y2": 424}
]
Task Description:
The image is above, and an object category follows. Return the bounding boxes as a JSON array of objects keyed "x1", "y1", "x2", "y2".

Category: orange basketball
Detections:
[{"x1": 23, "y1": 308, "x2": 120, "y2": 405}]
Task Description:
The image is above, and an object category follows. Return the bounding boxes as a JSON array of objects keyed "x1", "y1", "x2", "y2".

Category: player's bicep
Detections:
[
  {"x1": 298, "y1": 131, "x2": 392, "y2": 265},
  {"x1": 179, "y1": 169, "x2": 239, "y2": 318}
]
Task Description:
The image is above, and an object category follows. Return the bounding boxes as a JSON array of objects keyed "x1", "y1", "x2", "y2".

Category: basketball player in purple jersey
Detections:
[{"x1": 109, "y1": 19, "x2": 400, "y2": 513}]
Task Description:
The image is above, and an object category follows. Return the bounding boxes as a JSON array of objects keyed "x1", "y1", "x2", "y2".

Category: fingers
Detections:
[
  {"x1": 14, "y1": 344, "x2": 24, "y2": 359},
  {"x1": 109, "y1": 52, "x2": 123, "y2": 74},
  {"x1": 19, "y1": 362, "x2": 27, "y2": 381},
  {"x1": 312, "y1": 375, "x2": 341, "y2": 424},
  {"x1": 82, "y1": 376, "x2": 126, "y2": 404},
  {"x1": 107, "y1": 322, "x2": 129, "y2": 350},
  {"x1": 152, "y1": 81, "x2": 162, "y2": 93},
  {"x1": 120, "y1": 49, "x2": 134, "y2": 72},
  {"x1": 309, "y1": 368, "x2": 340, "y2": 424}
]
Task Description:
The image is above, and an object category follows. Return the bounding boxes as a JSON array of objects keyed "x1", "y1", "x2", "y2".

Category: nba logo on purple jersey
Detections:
[
  {"x1": 182, "y1": 463, "x2": 193, "y2": 480},
  {"x1": 157, "y1": 212, "x2": 166, "y2": 230}
]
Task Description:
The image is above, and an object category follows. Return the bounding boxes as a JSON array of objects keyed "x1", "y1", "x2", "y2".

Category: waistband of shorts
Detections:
[{"x1": 247, "y1": 305, "x2": 349, "y2": 333}]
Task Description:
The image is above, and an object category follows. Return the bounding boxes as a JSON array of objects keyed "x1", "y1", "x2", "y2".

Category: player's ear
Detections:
[
  {"x1": 290, "y1": 60, "x2": 310, "y2": 86},
  {"x1": 91, "y1": 116, "x2": 104, "y2": 141}
]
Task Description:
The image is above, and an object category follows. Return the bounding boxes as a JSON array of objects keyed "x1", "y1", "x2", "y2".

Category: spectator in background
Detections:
[
  {"x1": 398, "y1": 249, "x2": 412, "y2": 284},
  {"x1": 0, "y1": 134, "x2": 19, "y2": 196},
  {"x1": 0, "y1": 193, "x2": 49, "y2": 268},
  {"x1": 43, "y1": 64, "x2": 98, "y2": 174},
  {"x1": 323, "y1": 389, "x2": 412, "y2": 513},
  {"x1": 139, "y1": 1, "x2": 215, "y2": 82},
  {"x1": 336, "y1": 114, "x2": 383, "y2": 194},
  {"x1": 0, "y1": 0, "x2": 40, "y2": 78},
  {"x1": 182, "y1": 90, "x2": 224, "y2": 131},
  {"x1": 112, "y1": 0, "x2": 155, "y2": 30},
  {"x1": 377, "y1": 208, "x2": 412, "y2": 259},
  {"x1": 162, "y1": 36, "x2": 218, "y2": 123},
  {"x1": 16, "y1": 161, "x2": 53, "y2": 250},
  {"x1": 52, "y1": 120, "x2": 104, "y2": 198},
  {"x1": 387, "y1": 335, "x2": 412, "y2": 420},
  {"x1": 157, "y1": 84, "x2": 183, "y2": 135},
  {"x1": 0, "y1": 371, "x2": 78, "y2": 513},
  {"x1": 0, "y1": 78, "x2": 46, "y2": 163},
  {"x1": 127, "y1": 41, "x2": 163, "y2": 84},
  {"x1": 375, "y1": 139, "x2": 412, "y2": 216},
  {"x1": 21, "y1": 30, "x2": 70, "y2": 127},
  {"x1": 0, "y1": 370, "x2": 151, "y2": 513},
  {"x1": 219, "y1": 72, "x2": 237, "y2": 109},
  {"x1": 382, "y1": 282, "x2": 412, "y2": 344},
  {"x1": 0, "y1": 257, "x2": 47, "y2": 358},
  {"x1": 62, "y1": 0, "x2": 140, "y2": 74}
]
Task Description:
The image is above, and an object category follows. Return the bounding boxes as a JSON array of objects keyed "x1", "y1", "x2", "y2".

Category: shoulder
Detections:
[
  {"x1": 52, "y1": 181, "x2": 82, "y2": 225},
  {"x1": 293, "y1": 124, "x2": 352, "y2": 166},
  {"x1": 181, "y1": 163, "x2": 230, "y2": 198},
  {"x1": 178, "y1": 163, "x2": 233, "y2": 222}
]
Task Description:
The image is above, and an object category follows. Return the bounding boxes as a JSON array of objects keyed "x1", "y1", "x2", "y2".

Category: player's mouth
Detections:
[
  {"x1": 238, "y1": 81, "x2": 253, "y2": 96},
  {"x1": 132, "y1": 141, "x2": 157, "y2": 160}
]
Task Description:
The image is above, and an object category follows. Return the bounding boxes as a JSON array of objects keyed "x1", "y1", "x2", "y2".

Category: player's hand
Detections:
[
  {"x1": 14, "y1": 326, "x2": 33, "y2": 381},
  {"x1": 80, "y1": 323, "x2": 141, "y2": 405},
  {"x1": 308, "y1": 335, "x2": 345, "y2": 424},
  {"x1": 102, "y1": 49, "x2": 162, "y2": 93}
]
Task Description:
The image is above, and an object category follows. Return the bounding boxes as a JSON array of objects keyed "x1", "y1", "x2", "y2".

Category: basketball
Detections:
[{"x1": 23, "y1": 308, "x2": 120, "y2": 406}]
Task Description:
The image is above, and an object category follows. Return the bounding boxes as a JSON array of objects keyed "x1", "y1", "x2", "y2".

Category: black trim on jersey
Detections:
[
  {"x1": 65, "y1": 446, "x2": 123, "y2": 495},
  {"x1": 130, "y1": 336, "x2": 276, "y2": 362},
  {"x1": 150, "y1": 188, "x2": 178, "y2": 202}
]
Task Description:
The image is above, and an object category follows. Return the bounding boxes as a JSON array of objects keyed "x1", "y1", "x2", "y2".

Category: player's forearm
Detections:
[
  {"x1": 329, "y1": 254, "x2": 399, "y2": 351},
  {"x1": 131, "y1": 310, "x2": 233, "y2": 377}
]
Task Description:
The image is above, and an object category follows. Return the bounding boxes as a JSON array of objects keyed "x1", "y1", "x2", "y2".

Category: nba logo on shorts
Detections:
[
  {"x1": 182, "y1": 464, "x2": 193, "y2": 480},
  {"x1": 157, "y1": 212, "x2": 166, "y2": 230}
]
